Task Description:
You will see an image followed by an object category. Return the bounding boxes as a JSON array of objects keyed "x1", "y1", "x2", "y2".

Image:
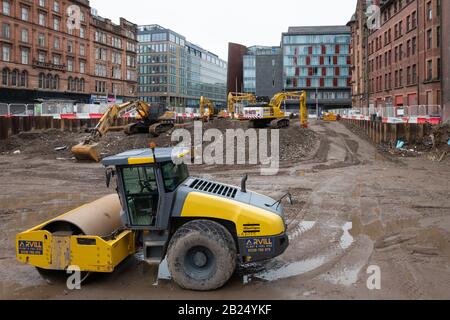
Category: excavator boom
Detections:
[{"x1": 72, "y1": 100, "x2": 173, "y2": 162}]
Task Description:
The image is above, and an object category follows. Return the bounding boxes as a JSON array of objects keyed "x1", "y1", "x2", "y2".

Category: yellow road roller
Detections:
[{"x1": 16, "y1": 147, "x2": 290, "y2": 291}]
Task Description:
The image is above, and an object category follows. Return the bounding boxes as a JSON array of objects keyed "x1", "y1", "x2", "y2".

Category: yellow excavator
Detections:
[
  {"x1": 199, "y1": 96, "x2": 215, "y2": 122},
  {"x1": 227, "y1": 92, "x2": 257, "y2": 116},
  {"x1": 16, "y1": 147, "x2": 291, "y2": 291},
  {"x1": 243, "y1": 91, "x2": 308, "y2": 129},
  {"x1": 72, "y1": 101, "x2": 175, "y2": 162}
]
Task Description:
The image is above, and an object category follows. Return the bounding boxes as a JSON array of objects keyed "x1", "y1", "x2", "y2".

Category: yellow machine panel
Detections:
[
  {"x1": 16, "y1": 229, "x2": 136, "y2": 273},
  {"x1": 180, "y1": 192, "x2": 285, "y2": 237}
]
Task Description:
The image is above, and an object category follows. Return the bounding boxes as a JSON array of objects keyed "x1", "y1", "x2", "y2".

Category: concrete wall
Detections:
[{"x1": 255, "y1": 54, "x2": 283, "y2": 98}]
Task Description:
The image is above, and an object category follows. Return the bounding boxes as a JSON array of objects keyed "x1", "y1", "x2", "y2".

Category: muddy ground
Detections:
[{"x1": 1, "y1": 120, "x2": 449, "y2": 300}]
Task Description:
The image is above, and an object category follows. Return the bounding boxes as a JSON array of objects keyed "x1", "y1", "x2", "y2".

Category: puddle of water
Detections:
[
  {"x1": 340, "y1": 222, "x2": 354, "y2": 250},
  {"x1": 250, "y1": 222, "x2": 355, "y2": 283},
  {"x1": 254, "y1": 256, "x2": 326, "y2": 281}
]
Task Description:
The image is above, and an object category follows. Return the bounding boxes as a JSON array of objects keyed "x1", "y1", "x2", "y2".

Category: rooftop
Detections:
[
  {"x1": 286, "y1": 25, "x2": 351, "y2": 35},
  {"x1": 102, "y1": 148, "x2": 191, "y2": 166}
]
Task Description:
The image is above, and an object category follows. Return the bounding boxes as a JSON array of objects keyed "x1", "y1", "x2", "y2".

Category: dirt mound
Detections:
[{"x1": 0, "y1": 119, "x2": 319, "y2": 163}]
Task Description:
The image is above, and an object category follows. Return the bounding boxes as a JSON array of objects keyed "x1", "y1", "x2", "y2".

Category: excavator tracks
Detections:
[{"x1": 270, "y1": 118, "x2": 291, "y2": 129}]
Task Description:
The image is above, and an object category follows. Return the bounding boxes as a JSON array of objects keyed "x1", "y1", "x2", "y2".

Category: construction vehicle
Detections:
[
  {"x1": 322, "y1": 112, "x2": 338, "y2": 122},
  {"x1": 227, "y1": 92, "x2": 257, "y2": 117},
  {"x1": 72, "y1": 101, "x2": 175, "y2": 162},
  {"x1": 16, "y1": 147, "x2": 291, "y2": 291},
  {"x1": 243, "y1": 91, "x2": 308, "y2": 129},
  {"x1": 199, "y1": 96, "x2": 215, "y2": 121}
]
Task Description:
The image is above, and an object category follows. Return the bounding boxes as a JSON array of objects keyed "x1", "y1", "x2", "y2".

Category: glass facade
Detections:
[
  {"x1": 243, "y1": 55, "x2": 256, "y2": 93},
  {"x1": 137, "y1": 25, "x2": 227, "y2": 109},
  {"x1": 282, "y1": 34, "x2": 351, "y2": 90},
  {"x1": 186, "y1": 43, "x2": 227, "y2": 108},
  {"x1": 243, "y1": 46, "x2": 281, "y2": 94}
]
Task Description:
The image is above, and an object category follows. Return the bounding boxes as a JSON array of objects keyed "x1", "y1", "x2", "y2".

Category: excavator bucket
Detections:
[{"x1": 71, "y1": 143, "x2": 101, "y2": 162}]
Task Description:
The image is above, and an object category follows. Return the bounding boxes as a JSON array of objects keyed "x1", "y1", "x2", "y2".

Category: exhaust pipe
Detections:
[{"x1": 241, "y1": 174, "x2": 248, "y2": 193}]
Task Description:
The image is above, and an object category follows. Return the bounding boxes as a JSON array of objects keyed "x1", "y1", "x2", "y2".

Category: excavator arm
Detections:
[
  {"x1": 72, "y1": 101, "x2": 151, "y2": 162},
  {"x1": 269, "y1": 91, "x2": 308, "y2": 128},
  {"x1": 227, "y1": 92, "x2": 257, "y2": 115},
  {"x1": 200, "y1": 96, "x2": 215, "y2": 121}
]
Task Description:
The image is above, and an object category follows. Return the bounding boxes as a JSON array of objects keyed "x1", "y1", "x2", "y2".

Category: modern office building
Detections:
[
  {"x1": 0, "y1": 0, "x2": 138, "y2": 104},
  {"x1": 282, "y1": 26, "x2": 352, "y2": 110},
  {"x1": 137, "y1": 25, "x2": 227, "y2": 109},
  {"x1": 349, "y1": 0, "x2": 448, "y2": 121},
  {"x1": 227, "y1": 42, "x2": 247, "y2": 94},
  {"x1": 243, "y1": 46, "x2": 283, "y2": 98}
]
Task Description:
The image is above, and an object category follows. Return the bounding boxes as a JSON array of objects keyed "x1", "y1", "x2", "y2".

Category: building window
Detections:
[
  {"x1": 80, "y1": 44, "x2": 85, "y2": 56},
  {"x1": 38, "y1": 33, "x2": 45, "y2": 47},
  {"x1": 38, "y1": 51, "x2": 45, "y2": 63},
  {"x1": 39, "y1": 13, "x2": 46, "y2": 27},
  {"x1": 52, "y1": 75, "x2": 59, "y2": 90},
  {"x1": 53, "y1": 18, "x2": 60, "y2": 31},
  {"x1": 427, "y1": 1, "x2": 432, "y2": 21},
  {"x1": 80, "y1": 61, "x2": 85, "y2": 74},
  {"x1": 95, "y1": 80, "x2": 106, "y2": 93},
  {"x1": 437, "y1": 26, "x2": 440, "y2": 48},
  {"x1": 2, "y1": 68, "x2": 9, "y2": 86},
  {"x1": 79, "y1": 78, "x2": 85, "y2": 92},
  {"x1": 54, "y1": 37, "x2": 60, "y2": 49},
  {"x1": 80, "y1": 27, "x2": 85, "y2": 38},
  {"x1": 39, "y1": 0, "x2": 45, "y2": 7},
  {"x1": 21, "y1": 7, "x2": 29, "y2": 21},
  {"x1": 67, "y1": 41, "x2": 73, "y2": 53},
  {"x1": 437, "y1": 58, "x2": 441, "y2": 80},
  {"x1": 2, "y1": 1, "x2": 10, "y2": 15},
  {"x1": 2, "y1": 45, "x2": 10, "y2": 62},
  {"x1": 2, "y1": 23, "x2": 10, "y2": 39},
  {"x1": 38, "y1": 73, "x2": 44, "y2": 88},
  {"x1": 427, "y1": 60, "x2": 433, "y2": 81},
  {"x1": 53, "y1": 55, "x2": 60, "y2": 65},
  {"x1": 20, "y1": 71, "x2": 27, "y2": 87},
  {"x1": 21, "y1": 29, "x2": 29, "y2": 43},
  {"x1": 11, "y1": 69, "x2": 18, "y2": 86},
  {"x1": 21, "y1": 49, "x2": 29, "y2": 64},
  {"x1": 427, "y1": 29, "x2": 432, "y2": 49},
  {"x1": 53, "y1": 1, "x2": 59, "y2": 12},
  {"x1": 67, "y1": 59, "x2": 73, "y2": 72}
]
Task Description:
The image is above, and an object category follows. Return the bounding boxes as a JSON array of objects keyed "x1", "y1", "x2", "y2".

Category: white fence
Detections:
[
  {"x1": 0, "y1": 103, "x2": 35, "y2": 116},
  {"x1": 331, "y1": 105, "x2": 442, "y2": 119}
]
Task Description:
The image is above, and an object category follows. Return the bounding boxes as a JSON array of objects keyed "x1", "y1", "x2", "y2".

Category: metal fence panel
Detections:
[
  {"x1": 9, "y1": 104, "x2": 27, "y2": 116},
  {"x1": 0, "y1": 103, "x2": 8, "y2": 116}
]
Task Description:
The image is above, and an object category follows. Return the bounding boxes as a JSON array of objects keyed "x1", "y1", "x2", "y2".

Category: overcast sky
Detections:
[{"x1": 91, "y1": 0, "x2": 358, "y2": 60}]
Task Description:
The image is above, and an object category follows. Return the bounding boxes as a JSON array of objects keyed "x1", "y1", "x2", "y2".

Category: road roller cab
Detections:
[{"x1": 16, "y1": 147, "x2": 290, "y2": 291}]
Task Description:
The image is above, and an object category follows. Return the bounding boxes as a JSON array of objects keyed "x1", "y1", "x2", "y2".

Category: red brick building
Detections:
[
  {"x1": 349, "y1": 0, "x2": 448, "y2": 121},
  {"x1": 0, "y1": 0, "x2": 137, "y2": 104}
]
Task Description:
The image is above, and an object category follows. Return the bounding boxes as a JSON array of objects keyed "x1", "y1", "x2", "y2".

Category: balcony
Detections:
[{"x1": 32, "y1": 59, "x2": 66, "y2": 72}]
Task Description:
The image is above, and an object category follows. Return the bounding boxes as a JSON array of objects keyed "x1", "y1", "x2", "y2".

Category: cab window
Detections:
[
  {"x1": 122, "y1": 166, "x2": 158, "y2": 226},
  {"x1": 161, "y1": 162, "x2": 189, "y2": 192}
]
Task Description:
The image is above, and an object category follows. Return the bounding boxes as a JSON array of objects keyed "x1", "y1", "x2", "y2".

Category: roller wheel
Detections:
[{"x1": 167, "y1": 220, "x2": 237, "y2": 291}]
